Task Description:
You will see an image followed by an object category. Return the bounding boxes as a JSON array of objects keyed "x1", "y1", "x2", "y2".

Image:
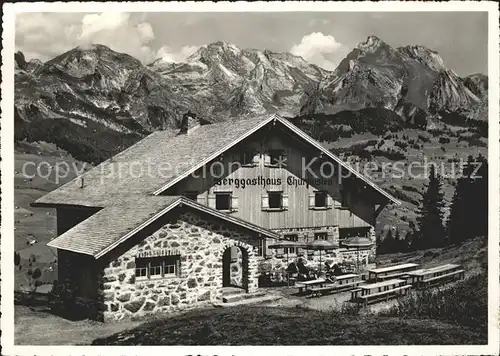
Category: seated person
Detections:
[
  {"x1": 286, "y1": 262, "x2": 298, "y2": 275},
  {"x1": 297, "y1": 258, "x2": 309, "y2": 281},
  {"x1": 324, "y1": 261, "x2": 332, "y2": 272},
  {"x1": 332, "y1": 263, "x2": 343, "y2": 276}
]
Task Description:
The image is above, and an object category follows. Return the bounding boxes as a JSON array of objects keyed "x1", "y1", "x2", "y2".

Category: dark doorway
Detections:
[{"x1": 222, "y1": 246, "x2": 248, "y2": 290}]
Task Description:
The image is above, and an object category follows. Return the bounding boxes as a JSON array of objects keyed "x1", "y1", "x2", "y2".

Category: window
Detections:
[
  {"x1": 215, "y1": 192, "x2": 231, "y2": 211},
  {"x1": 284, "y1": 234, "x2": 299, "y2": 254},
  {"x1": 135, "y1": 261, "x2": 148, "y2": 278},
  {"x1": 135, "y1": 256, "x2": 180, "y2": 279},
  {"x1": 240, "y1": 151, "x2": 255, "y2": 166},
  {"x1": 268, "y1": 191, "x2": 283, "y2": 209},
  {"x1": 314, "y1": 191, "x2": 327, "y2": 208},
  {"x1": 184, "y1": 191, "x2": 198, "y2": 201},
  {"x1": 149, "y1": 260, "x2": 162, "y2": 277},
  {"x1": 268, "y1": 150, "x2": 285, "y2": 167},
  {"x1": 314, "y1": 232, "x2": 328, "y2": 241}
]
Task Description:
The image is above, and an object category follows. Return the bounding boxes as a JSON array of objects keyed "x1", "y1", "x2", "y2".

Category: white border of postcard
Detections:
[{"x1": 2, "y1": 2, "x2": 499, "y2": 356}]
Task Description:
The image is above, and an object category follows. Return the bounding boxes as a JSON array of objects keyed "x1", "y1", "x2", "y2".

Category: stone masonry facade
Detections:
[
  {"x1": 263, "y1": 225, "x2": 376, "y2": 272},
  {"x1": 98, "y1": 211, "x2": 260, "y2": 321},
  {"x1": 60, "y1": 212, "x2": 377, "y2": 322}
]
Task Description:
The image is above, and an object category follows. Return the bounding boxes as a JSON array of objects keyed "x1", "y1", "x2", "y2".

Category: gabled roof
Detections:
[
  {"x1": 47, "y1": 196, "x2": 279, "y2": 258},
  {"x1": 33, "y1": 113, "x2": 400, "y2": 208},
  {"x1": 151, "y1": 115, "x2": 401, "y2": 205},
  {"x1": 33, "y1": 114, "x2": 275, "y2": 208}
]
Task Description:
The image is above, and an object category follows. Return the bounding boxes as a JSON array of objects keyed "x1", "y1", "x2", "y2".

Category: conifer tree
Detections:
[
  {"x1": 448, "y1": 155, "x2": 488, "y2": 243},
  {"x1": 448, "y1": 156, "x2": 475, "y2": 244},
  {"x1": 415, "y1": 165, "x2": 446, "y2": 249}
]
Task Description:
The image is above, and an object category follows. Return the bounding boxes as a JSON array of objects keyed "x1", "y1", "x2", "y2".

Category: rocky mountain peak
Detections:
[
  {"x1": 398, "y1": 45, "x2": 446, "y2": 72},
  {"x1": 190, "y1": 41, "x2": 241, "y2": 62},
  {"x1": 357, "y1": 35, "x2": 387, "y2": 52}
]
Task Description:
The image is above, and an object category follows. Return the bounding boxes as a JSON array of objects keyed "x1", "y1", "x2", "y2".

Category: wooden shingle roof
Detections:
[
  {"x1": 34, "y1": 114, "x2": 276, "y2": 208},
  {"x1": 33, "y1": 113, "x2": 400, "y2": 208},
  {"x1": 47, "y1": 196, "x2": 279, "y2": 258}
]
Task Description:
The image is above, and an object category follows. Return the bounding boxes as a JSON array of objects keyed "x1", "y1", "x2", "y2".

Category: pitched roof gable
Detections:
[
  {"x1": 33, "y1": 114, "x2": 276, "y2": 207},
  {"x1": 152, "y1": 115, "x2": 401, "y2": 205},
  {"x1": 47, "y1": 196, "x2": 279, "y2": 258},
  {"x1": 33, "y1": 113, "x2": 399, "y2": 207}
]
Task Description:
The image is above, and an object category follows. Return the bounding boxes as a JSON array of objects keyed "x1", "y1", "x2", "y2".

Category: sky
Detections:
[{"x1": 15, "y1": 12, "x2": 488, "y2": 76}]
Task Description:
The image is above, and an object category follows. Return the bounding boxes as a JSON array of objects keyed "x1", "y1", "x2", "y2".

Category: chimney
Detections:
[{"x1": 179, "y1": 111, "x2": 200, "y2": 135}]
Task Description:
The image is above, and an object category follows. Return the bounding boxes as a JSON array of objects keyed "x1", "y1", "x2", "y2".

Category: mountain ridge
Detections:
[{"x1": 14, "y1": 37, "x2": 488, "y2": 163}]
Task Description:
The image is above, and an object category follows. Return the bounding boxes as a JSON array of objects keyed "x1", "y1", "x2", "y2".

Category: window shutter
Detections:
[
  {"x1": 197, "y1": 195, "x2": 207, "y2": 205},
  {"x1": 282, "y1": 194, "x2": 289, "y2": 210},
  {"x1": 326, "y1": 195, "x2": 333, "y2": 209},
  {"x1": 308, "y1": 193, "x2": 315, "y2": 209},
  {"x1": 261, "y1": 194, "x2": 269, "y2": 210},
  {"x1": 327, "y1": 229, "x2": 334, "y2": 241},
  {"x1": 264, "y1": 153, "x2": 271, "y2": 165},
  {"x1": 232, "y1": 195, "x2": 239, "y2": 212},
  {"x1": 252, "y1": 151, "x2": 260, "y2": 165},
  {"x1": 208, "y1": 195, "x2": 216, "y2": 209}
]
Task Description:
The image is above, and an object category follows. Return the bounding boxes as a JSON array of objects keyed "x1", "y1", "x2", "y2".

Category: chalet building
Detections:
[{"x1": 34, "y1": 113, "x2": 399, "y2": 321}]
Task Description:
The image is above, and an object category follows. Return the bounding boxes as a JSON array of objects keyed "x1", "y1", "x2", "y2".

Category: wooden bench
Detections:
[
  {"x1": 354, "y1": 285, "x2": 412, "y2": 306},
  {"x1": 310, "y1": 280, "x2": 366, "y2": 298},
  {"x1": 373, "y1": 272, "x2": 410, "y2": 281}
]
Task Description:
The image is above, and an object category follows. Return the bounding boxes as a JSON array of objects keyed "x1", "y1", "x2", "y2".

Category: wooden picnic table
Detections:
[
  {"x1": 407, "y1": 264, "x2": 464, "y2": 288},
  {"x1": 367, "y1": 263, "x2": 419, "y2": 282},
  {"x1": 350, "y1": 278, "x2": 410, "y2": 305},
  {"x1": 296, "y1": 278, "x2": 326, "y2": 294}
]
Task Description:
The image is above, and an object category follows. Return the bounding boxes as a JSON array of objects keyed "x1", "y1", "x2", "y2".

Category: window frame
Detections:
[
  {"x1": 314, "y1": 191, "x2": 328, "y2": 209},
  {"x1": 135, "y1": 255, "x2": 180, "y2": 280},
  {"x1": 268, "y1": 191, "x2": 283, "y2": 210},
  {"x1": 314, "y1": 232, "x2": 328, "y2": 241},
  {"x1": 215, "y1": 192, "x2": 232, "y2": 212},
  {"x1": 284, "y1": 234, "x2": 299, "y2": 254},
  {"x1": 240, "y1": 151, "x2": 257, "y2": 167}
]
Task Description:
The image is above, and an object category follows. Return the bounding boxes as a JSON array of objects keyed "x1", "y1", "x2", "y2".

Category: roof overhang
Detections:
[{"x1": 48, "y1": 196, "x2": 279, "y2": 259}]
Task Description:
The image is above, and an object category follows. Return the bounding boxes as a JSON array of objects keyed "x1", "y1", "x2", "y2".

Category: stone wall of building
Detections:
[
  {"x1": 264, "y1": 225, "x2": 376, "y2": 273},
  {"x1": 259, "y1": 248, "x2": 373, "y2": 275},
  {"x1": 98, "y1": 210, "x2": 260, "y2": 321}
]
